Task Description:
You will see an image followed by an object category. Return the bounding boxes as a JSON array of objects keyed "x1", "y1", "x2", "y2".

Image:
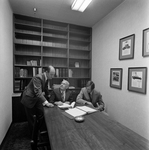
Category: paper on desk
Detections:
[
  {"x1": 58, "y1": 102, "x2": 75, "y2": 109},
  {"x1": 65, "y1": 108, "x2": 87, "y2": 118},
  {"x1": 58, "y1": 103, "x2": 72, "y2": 109},
  {"x1": 76, "y1": 106, "x2": 97, "y2": 113}
]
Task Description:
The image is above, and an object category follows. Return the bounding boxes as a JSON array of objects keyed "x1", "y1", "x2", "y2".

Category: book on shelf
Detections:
[
  {"x1": 14, "y1": 80, "x2": 20, "y2": 91},
  {"x1": 63, "y1": 68, "x2": 66, "y2": 77},
  {"x1": 27, "y1": 60, "x2": 38, "y2": 66},
  {"x1": 30, "y1": 60, "x2": 37, "y2": 66},
  {"x1": 65, "y1": 69, "x2": 68, "y2": 77},
  {"x1": 59, "y1": 68, "x2": 62, "y2": 77},
  {"x1": 15, "y1": 67, "x2": 20, "y2": 77},
  {"x1": 65, "y1": 106, "x2": 97, "y2": 118},
  {"x1": 78, "y1": 79, "x2": 87, "y2": 87},
  {"x1": 68, "y1": 69, "x2": 73, "y2": 77},
  {"x1": 14, "y1": 79, "x2": 27, "y2": 91},
  {"x1": 19, "y1": 69, "x2": 28, "y2": 77},
  {"x1": 23, "y1": 69, "x2": 28, "y2": 77},
  {"x1": 56, "y1": 68, "x2": 59, "y2": 77},
  {"x1": 75, "y1": 62, "x2": 80, "y2": 68},
  {"x1": 33, "y1": 67, "x2": 42, "y2": 76},
  {"x1": 33, "y1": 67, "x2": 37, "y2": 76},
  {"x1": 56, "y1": 68, "x2": 67, "y2": 77},
  {"x1": 38, "y1": 68, "x2": 42, "y2": 74},
  {"x1": 27, "y1": 61, "x2": 32, "y2": 66}
]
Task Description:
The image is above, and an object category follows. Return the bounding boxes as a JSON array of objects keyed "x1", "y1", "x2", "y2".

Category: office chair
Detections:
[{"x1": 30, "y1": 115, "x2": 51, "y2": 150}]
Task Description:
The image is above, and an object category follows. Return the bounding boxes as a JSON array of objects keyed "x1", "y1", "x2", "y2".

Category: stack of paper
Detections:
[
  {"x1": 76, "y1": 106, "x2": 97, "y2": 113},
  {"x1": 65, "y1": 106, "x2": 97, "y2": 118},
  {"x1": 65, "y1": 108, "x2": 87, "y2": 118}
]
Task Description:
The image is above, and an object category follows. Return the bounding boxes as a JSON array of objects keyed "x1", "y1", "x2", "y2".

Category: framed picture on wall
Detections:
[
  {"x1": 110, "y1": 68, "x2": 123, "y2": 89},
  {"x1": 142, "y1": 28, "x2": 149, "y2": 57},
  {"x1": 128, "y1": 67, "x2": 147, "y2": 94},
  {"x1": 119, "y1": 34, "x2": 135, "y2": 60}
]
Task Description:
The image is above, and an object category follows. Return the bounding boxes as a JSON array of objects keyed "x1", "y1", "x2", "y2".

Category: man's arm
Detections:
[
  {"x1": 96, "y1": 93, "x2": 104, "y2": 111},
  {"x1": 33, "y1": 76, "x2": 47, "y2": 103},
  {"x1": 76, "y1": 88, "x2": 89, "y2": 105},
  {"x1": 33, "y1": 77, "x2": 54, "y2": 107}
]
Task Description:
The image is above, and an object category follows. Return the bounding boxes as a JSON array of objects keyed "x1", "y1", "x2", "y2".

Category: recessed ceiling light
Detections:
[{"x1": 33, "y1": 8, "x2": 37, "y2": 12}]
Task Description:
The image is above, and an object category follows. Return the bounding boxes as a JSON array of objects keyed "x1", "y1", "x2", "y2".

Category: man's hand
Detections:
[
  {"x1": 54, "y1": 101, "x2": 63, "y2": 106},
  {"x1": 42, "y1": 92, "x2": 45, "y2": 96},
  {"x1": 96, "y1": 103, "x2": 103, "y2": 111},
  {"x1": 64, "y1": 101, "x2": 70, "y2": 105},
  {"x1": 45, "y1": 102, "x2": 54, "y2": 108},
  {"x1": 85, "y1": 101, "x2": 93, "y2": 106}
]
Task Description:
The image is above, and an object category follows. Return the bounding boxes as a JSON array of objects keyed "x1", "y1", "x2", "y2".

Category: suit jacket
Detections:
[
  {"x1": 21, "y1": 73, "x2": 50, "y2": 108},
  {"x1": 49, "y1": 88, "x2": 74, "y2": 104},
  {"x1": 76, "y1": 87, "x2": 104, "y2": 109}
]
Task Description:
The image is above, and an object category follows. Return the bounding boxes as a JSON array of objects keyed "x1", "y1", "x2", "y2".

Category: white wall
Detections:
[
  {"x1": 0, "y1": 0, "x2": 13, "y2": 144},
  {"x1": 92, "y1": 0, "x2": 149, "y2": 140}
]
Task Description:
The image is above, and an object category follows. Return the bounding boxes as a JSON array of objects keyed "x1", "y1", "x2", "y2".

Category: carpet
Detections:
[{"x1": 1, "y1": 122, "x2": 31, "y2": 150}]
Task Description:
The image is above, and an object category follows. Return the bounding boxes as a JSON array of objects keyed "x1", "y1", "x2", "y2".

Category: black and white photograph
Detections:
[
  {"x1": 128, "y1": 67, "x2": 147, "y2": 94},
  {"x1": 119, "y1": 34, "x2": 135, "y2": 60},
  {"x1": 0, "y1": 0, "x2": 148, "y2": 150},
  {"x1": 110, "y1": 68, "x2": 123, "y2": 89}
]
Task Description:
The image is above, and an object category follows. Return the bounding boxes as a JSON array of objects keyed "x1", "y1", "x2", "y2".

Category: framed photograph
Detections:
[
  {"x1": 110, "y1": 68, "x2": 123, "y2": 89},
  {"x1": 119, "y1": 34, "x2": 135, "y2": 60},
  {"x1": 142, "y1": 28, "x2": 149, "y2": 57},
  {"x1": 128, "y1": 67, "x2": 147, "y2": 94}
]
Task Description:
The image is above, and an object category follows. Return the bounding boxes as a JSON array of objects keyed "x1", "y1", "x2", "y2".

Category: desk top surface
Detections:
[{"x1": 44, "y1": 106, "x2": 149, "y2": 150}]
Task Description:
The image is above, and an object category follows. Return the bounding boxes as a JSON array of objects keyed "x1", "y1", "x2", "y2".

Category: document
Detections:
[
  {"x1": 65, "y1": 106, "x2": 97, "y2": 118},
  {"x1": 65, "y1": 108, "x2": 87, "y2": 118},
  {"x1": 76, "y1": 106, "x2": 97, "y2": 114}
]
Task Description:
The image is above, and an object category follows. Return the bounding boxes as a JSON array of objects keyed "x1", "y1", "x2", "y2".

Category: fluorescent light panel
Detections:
[{"x1": 71, "y1": 0, "x2": 92, "y2": 12}]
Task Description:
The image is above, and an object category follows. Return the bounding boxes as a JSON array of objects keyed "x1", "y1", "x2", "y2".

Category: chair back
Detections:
[{"x1": 30, "y1": 115, "x2": 51, "y2": 150}]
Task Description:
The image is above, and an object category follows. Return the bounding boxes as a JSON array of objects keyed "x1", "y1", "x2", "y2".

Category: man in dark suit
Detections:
[
  {"x1": 76, "y1": 81, "x2": 105, "y2": 111},
  {"x1": 49, "y1": 79, "x2": 74, "y2": 105},
  {"x1": 21, "y1": 65, "x2": 55, "y2": 135}
]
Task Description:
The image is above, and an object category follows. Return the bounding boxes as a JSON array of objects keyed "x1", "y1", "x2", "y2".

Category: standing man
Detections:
[
  {"x1": 76, "y1": 81, "x2": 105, "y2": 111},
  {"x1": 21, "y1": 65, "x2": 55, "y2": 135}
]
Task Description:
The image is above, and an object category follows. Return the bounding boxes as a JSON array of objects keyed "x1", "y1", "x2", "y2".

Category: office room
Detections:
[{"x1": 0, "y1": 0, "x2": 149, "y2": 149}]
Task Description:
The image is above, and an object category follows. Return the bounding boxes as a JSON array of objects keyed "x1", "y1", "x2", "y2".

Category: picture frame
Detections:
[
  {"x1": 110, "y1": 68, "x2": 123, "y2": 89},
  {"x1": 119, "y1": 34, "x2": 135, "y2": 60},
  {"x1": 128, "y1": 67, "x2": 147, "y2": 94},
  {"x1": 142, "y1": 28, "x2": 149, "y2": 57}
]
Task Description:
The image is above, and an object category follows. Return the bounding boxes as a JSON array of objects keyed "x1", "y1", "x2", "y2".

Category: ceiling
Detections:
[{"x1": 9, "y1": 0, "x2": 125, "y2": 27}]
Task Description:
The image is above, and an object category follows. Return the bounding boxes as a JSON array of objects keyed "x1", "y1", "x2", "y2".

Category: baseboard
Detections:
[{"x1": 0, "y1": 122, "x2": 13, "y2": 149}]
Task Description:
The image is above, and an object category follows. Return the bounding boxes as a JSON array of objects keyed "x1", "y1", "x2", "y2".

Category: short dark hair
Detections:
[{"x1": 86, "y1": 81, "x2": 95, "y2": 91}]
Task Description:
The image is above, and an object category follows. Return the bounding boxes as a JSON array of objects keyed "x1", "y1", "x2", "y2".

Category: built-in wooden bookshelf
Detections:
[{"x1": 13, "y1": 14, "x2": 92, "y2": 93}]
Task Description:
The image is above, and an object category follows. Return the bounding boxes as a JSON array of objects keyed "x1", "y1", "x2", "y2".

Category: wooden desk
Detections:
[{"x1": 44, "y1": 106, "x2": 149, "y2": 150}]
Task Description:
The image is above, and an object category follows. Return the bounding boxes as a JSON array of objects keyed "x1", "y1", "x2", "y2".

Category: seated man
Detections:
[
  {"x1": 49, "y1": 79, "x2": 74, "y2": 105},
  {"x1": 76, "y1": 81, "x2": 104, "y2": 111}
]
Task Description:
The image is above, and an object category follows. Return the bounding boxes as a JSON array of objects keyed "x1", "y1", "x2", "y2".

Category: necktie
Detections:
[
  {"x1": 61, "y1": 91, "x2": 65, "y2": 102},
  {"x1": 89, "y1": 93, "x2": 92, "y2": 102},
  {"x1": 45, "y1": 80, "x2": 48, "y2": 87}
]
